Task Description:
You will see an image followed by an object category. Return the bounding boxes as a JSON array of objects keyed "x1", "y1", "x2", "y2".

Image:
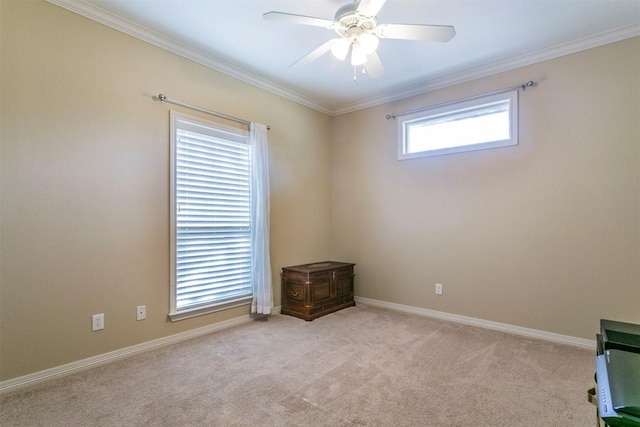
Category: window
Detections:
[
  {"x1": 398, "y1": 90, "x2": 518, "y2": 160},
  {"x1": 170, "y1": 112, "x2": 253, "y2": 320}
]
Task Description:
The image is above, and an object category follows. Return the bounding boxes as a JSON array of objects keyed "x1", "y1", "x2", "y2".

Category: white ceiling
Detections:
[{"x1": 50, "y1": 0, "x2": 640, "y2": 115}]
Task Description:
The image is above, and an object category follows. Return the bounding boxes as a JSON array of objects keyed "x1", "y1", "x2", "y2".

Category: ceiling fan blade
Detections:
[
  {"x1": 290, "y1": 39, "x2": 337, "y2": 68},
  {"x1": 263, "y1": 11, "x2": 335, "y2": 29},
  {"x1": 364, "y1": 51, "x2": 385, "y2": 78},
  {"x1": 356, "y1": 0, "x2": 387, "y2": 17},
  {"x1": 375, "y1": 24, "x2": 455, "y2": 42}
]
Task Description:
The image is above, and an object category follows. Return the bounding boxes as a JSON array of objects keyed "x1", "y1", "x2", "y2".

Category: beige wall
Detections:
[
  {"x1": 0, "y1": 0, "x2": 332, "y2": 380},
  {"x1": 2, "y1": 0, "x2": 639, "y2": 382},
  {"x1": 331, "y1": 37, "x2": 640, "y2": 340}
]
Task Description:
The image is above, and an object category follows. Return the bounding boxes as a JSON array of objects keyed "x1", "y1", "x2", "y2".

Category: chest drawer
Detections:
[{"x1": 284, "y1": 282, "x2": 305, "y2": 303}]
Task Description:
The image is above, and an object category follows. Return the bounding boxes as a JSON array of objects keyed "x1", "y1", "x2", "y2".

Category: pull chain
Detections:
[{"x1": 353, "y1": 66, "x2": 367, "y2": 82}]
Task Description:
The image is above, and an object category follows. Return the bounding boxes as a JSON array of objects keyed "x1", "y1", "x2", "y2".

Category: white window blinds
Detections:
[{"x1": 171, "y1": 113, "x2": 252, "y2": 313}]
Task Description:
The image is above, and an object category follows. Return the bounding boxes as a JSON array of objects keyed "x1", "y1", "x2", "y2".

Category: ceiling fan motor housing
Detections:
[
  {"x1": 334, "y1": 3, "x2": 377, "y2": 39},
  {"x1": 334, "y1": 3, "x2": 358, "y2": 21}
]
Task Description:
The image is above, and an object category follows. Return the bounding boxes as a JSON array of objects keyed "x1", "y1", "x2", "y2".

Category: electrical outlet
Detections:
[
  {"x1": 136, "y1": 305, "x2": 146, "y2": 321},
  {"x1": 92, "y1": 313, "x2": 104, "y2": 331},
  {"x1": 435, "y1": 283, "x2": 443, "y2": 296}
]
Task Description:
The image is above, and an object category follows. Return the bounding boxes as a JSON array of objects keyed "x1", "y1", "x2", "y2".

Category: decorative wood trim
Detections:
[
  {"x1": 45, "y1": 0, "x2": 639, "y2": 116},
  {"x1": 0, "y1": 304, "x2": 282, "y2": 394},
  {"x1": 335, "y1": 24, "x2": 640, "y2": 115},
  {"x1": 0, "y1": 315, "x2": 251, "y2": 394},
  {"x1": 0, "y1": 297, "x2": 590, "y2": 394},
  {"x1": 44, "y1": 0, "x2": 333, "y2": 115},
  {"x1": 354, "y1": 296, "x2": 596, "y2": 350}
]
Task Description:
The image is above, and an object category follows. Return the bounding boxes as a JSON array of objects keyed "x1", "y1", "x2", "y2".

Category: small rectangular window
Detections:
[{"x1": 398, "y1": 90, "x2": 518, "y2": 160}]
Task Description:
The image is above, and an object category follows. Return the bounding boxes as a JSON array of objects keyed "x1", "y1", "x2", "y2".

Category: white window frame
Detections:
[
  {"x1": 169, "y1": 111, "x2": 253, "y2": 321},
  {"x1": 397, "y1": 90, "x2": 518, "y2": 160}
]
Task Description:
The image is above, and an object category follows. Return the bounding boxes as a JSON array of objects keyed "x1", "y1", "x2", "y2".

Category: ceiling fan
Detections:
[{"x1": 263, "y1": 0, "x2": 455, "y2": 78}]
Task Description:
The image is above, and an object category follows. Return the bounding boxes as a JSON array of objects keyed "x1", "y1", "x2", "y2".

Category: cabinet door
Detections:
[
  {"x1": 336, "y1": 275, "x2": 353, "y2": 298},
  {"x1": 335, "y1": 267, "x2": 353, "y2": 298},
  {"x1": 310, "y1": 272, "x2": 332, "y2": 303}
]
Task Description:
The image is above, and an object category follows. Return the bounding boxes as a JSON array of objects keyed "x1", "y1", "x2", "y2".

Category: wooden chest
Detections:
[{"x1": 281, "y1": 261, "x2": 355, "y2": 321}]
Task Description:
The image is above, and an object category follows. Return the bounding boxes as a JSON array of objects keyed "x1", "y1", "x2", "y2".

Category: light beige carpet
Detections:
[{"x1": 1, "y1": 305, "x2": 596, "y2": 426}]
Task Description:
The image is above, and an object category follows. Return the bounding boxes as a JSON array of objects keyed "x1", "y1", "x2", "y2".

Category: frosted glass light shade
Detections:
[
  {"x1": 351, "y1": 44, "x2": 367, "y2": 66},
  {"x1": 331, "y1": 38, "x2": 351, "y2": 60},
  {"x1": 359, "y1": 33, "x2": 379, "y2": 54}
]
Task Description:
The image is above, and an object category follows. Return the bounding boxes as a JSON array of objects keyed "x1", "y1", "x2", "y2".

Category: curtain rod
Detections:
[
  {"x1": 385, "y1": 81, "x2": 537, "y2": 120},
  {"x1": 153, "y1": 94, "x2": 270, "y2": 130}
]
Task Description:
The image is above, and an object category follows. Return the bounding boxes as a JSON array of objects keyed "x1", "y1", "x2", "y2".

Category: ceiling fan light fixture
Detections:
[
  {"x1": 351, "y1": 43, "x2": 367, "y2": 66},
  {"x1": 331, "y1": 38, "x2": 351, "y2": 61},
  {"x1": 265, "y1": 0, "x2": 455, "y2": 79},
  {"x1": 359, "y1": 33, "x2": 379, "y2": 54}
]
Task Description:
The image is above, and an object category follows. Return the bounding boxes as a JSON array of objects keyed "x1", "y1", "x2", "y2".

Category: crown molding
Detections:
[
  {"x1": 333, "y1": 23, "x2": 640, "y2": 115},
  {"x1": 45, "y1": 0, "x2": 334, "y2": 115},
  {"x1": 46, "y1": 1, "x2": 638, "y2": 117}
]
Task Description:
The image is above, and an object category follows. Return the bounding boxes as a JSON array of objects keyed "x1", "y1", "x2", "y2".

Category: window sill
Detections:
[{"x1": 168, "y1": 296, "x2": 253, "y2": 322}]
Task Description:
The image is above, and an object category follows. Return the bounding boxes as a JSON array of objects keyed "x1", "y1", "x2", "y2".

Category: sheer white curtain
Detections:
[{"x1": 250, "y1": 122, "x2": 273, "y2": 315}]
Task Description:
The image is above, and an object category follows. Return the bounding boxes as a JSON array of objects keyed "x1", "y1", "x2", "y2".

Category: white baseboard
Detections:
[
  {"x1": 0, "y1": 315, "x2": 254, "y2": 395},
  {"x1": 355, "y1": 296, "x2": 596, "y2": 350},
  {"x1": 0, "y1": 301, "x2": 590, "y2": 394},
  {"x1": 1, "y1": 305, "x2": 283, "y2": 395}
]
